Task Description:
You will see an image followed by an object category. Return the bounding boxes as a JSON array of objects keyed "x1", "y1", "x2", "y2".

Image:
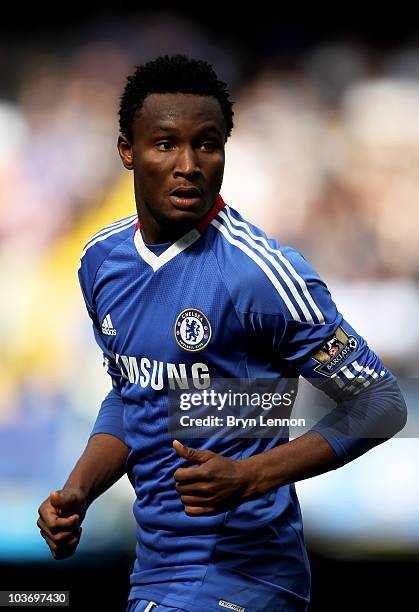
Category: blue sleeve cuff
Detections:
[
  {"x1": 310, "y1": 376, "x2": 407, "y2": 468},
  {"x1": 89, "y1": 387, "x2": 126, "y2": 445}
]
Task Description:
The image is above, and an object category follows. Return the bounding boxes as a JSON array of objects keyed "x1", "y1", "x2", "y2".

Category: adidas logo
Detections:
[{"x1": 102, "y1": 314, "x2": 117, "y2": 336}]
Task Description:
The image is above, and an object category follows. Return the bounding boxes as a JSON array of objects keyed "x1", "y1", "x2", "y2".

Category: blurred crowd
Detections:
[
  {"x1": 0, "y1": 11, "x2": 418, "y2": 560},
  {"x1": 1, "y1": 19, "x2": 418, "y2": 275},
  {"x1": 1, "y1": 12, "x2": 418, "y2": 421}
]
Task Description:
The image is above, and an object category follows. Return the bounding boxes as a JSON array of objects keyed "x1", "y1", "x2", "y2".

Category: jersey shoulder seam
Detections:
[
  {"x1": 85, "y1": 213, "x2": 137, "y2": 241},
  {"x1": 81, "y1": 214, "x2": 137, "y2": 257}
]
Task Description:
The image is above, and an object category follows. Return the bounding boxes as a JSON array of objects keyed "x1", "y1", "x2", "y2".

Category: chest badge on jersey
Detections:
[{"x1": 174, "y1": 308, "x2": 212, "y2": 352}]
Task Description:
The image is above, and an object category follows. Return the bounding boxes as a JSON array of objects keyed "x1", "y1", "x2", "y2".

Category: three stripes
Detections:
[
  {"x1": 211, "y1": 206, "x2": 324, "y2": 324},
  {"x1": 78, "y1": 214, "x2": 138, "y2": 268},
  {"x1": 79, "y1": 206, "x2": 325, "y2": 325}
]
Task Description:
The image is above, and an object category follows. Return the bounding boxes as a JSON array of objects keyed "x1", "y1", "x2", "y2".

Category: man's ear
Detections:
[{"x1": 117, "y1": 135, "x2": 134, "y2": 170}]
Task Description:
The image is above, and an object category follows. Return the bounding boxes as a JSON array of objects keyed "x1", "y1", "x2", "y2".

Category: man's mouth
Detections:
[{"x1": 169, "y1": 187, "x2": 203, "y2": 209}]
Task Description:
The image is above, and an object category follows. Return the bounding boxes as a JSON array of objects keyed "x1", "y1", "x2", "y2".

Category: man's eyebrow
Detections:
[
  {"x1": 152, "y1": 124, "x2": 223, "y2": 137},
  {"x1": 201, "y1": 126, "x2": 224, "y2": 137},
  {"x1": 153, "y1": 125, "x2": 179, "y2": 133}
]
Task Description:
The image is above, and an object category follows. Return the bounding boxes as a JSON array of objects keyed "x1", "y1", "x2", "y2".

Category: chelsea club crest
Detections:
[{"x1": 174, "y1": 308, "x2": 212, "y2": 351}]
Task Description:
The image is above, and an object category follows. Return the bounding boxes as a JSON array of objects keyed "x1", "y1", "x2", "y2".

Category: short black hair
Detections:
[{"x1": 118, "y1": 54, "x2": 234, "y2": 143}]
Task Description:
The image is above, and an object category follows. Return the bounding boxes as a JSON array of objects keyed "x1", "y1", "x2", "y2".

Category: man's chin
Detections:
[{"x1": 167, "y1": 195, "x2": 213, "y2": 222}]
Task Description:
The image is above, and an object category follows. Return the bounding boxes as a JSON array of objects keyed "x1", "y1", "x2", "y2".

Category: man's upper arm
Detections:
[
  {"x1": 241, "y1": 245, "x2": 389, "y2": 389},
  {"x1": 239, "y1": 245, "x2": 407, "y2": 465}
]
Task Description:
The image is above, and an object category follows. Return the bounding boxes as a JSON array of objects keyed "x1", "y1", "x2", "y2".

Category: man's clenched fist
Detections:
[
  {"x1": 173, "y1": 440, "x2": 253, "y2": 516},
  {"x1": 37, "y1": 488, "x2": 87, "y2": 560}
]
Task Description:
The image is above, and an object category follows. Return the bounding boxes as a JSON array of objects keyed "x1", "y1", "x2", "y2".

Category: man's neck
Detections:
[
  {"x1": 137, "y1": 214, "x2": 197, "y2": 244},
  {"x1": 135, "y1": 194, "x2": 226, "y2": 244}
]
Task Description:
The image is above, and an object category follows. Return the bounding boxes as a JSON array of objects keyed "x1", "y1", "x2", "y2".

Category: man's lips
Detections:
[
  {"x1": 169, "y1": 188, "x2": 203, "y2": 210},
  {"x1": 170, "y1": 187, "x2": 202, "y2": 197}
]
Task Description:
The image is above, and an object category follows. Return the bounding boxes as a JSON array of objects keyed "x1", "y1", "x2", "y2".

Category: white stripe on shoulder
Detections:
[
  {"x1": 224, "y1": 207, "x2": 325, "y2": 324},
  {"x1": 218, "y1": 209, "x2": 315, "y2": 323},
  {"x1": 80, "y1": 218, "x2": 137, "y2": 262},
  {"x1": 85, "y1": 214, "x2": 137, "y2": 247},
  {"x1": 211, "y1": 217, "x2": 301, "y2": 321}
]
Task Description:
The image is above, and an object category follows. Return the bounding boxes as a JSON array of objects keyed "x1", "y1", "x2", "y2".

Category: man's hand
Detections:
[
  {"x1": 37, "y1": 488, "x2": 87, "y2": 560},
  {"x1": 173, "y1": 440, "x2": 252, "y2": 516}
]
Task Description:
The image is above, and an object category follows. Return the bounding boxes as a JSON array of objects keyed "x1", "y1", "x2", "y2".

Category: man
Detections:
[{"x1": 37, "y1": 55, "x2": 407, "y2": 612}]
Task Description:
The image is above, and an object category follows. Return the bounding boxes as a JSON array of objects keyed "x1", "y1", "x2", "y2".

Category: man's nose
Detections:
[{"x1": 174, "y1": 146, "x2": 201, "y2": 177}]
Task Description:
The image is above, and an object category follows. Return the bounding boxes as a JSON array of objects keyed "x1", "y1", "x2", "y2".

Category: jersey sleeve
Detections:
[
  {"x1": 78, "y1": 259, "x2": 127, "y2": 445},
  {"x1": 241, "y1": 247, "x2": 407, "y2": 466},
  {"x1": 241, "y1": 246, "x2": 343, "y2": 368},
  {"x1": 88, "y1": 323, "x2": 127, "y2": 444}
]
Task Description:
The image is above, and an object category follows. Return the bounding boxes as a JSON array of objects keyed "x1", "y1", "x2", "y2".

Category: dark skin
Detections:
[
  {"x1": 118, "y1": 92, "x2": 339, "y2": 516},
  {"x1": 117, "y1": 93, "x2": 226, "y2": 244},
  {"x1": 37, "y1": 434, "x2": 129, "y2": 559}
]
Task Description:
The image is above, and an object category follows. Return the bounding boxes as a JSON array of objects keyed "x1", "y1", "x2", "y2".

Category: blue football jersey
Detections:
[{"x1": 78, "y1": 195, "x2": 394, "y2": 612}]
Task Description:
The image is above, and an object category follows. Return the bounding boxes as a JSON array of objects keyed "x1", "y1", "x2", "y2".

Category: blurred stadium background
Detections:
[{"x1": 0, "y1": 6, "x2": 418, "y2": 610}]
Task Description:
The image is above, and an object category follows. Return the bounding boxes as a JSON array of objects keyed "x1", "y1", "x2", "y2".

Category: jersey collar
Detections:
[{"x1": 133, "y1": 194, "x2": 225, "y2": 272}]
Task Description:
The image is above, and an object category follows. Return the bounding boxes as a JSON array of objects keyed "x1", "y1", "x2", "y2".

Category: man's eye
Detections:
[
  {"x1": 156, "y1": 141, "x2": 173, "y2": 151},
  {"x1": 201, "y1": 142, "x2": 216, "y2": 152}
]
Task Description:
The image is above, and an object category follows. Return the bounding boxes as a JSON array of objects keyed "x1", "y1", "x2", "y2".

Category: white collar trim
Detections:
[{"x1": 134, "y1": 227, "x2": 201, "y2": 271}]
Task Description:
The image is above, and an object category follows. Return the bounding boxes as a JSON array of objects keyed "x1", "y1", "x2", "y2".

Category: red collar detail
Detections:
[
  {"x1": 134, "y1": 194, "x2": 225, "y2": 235},
  {"x1": 197, "y1": 194, "x2": 226, "y2": 233}
]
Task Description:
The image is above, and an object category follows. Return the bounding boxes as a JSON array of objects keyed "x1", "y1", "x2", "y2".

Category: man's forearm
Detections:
[
  {"x1": 63, "y1": 433, "x2": 130, "y2": 507},
  {"x1": 242, "y1": 431, "x2": 338, "y2": 497},
  {"x1": 241, "y1": 376, "x2": 407, "y2": 498}
]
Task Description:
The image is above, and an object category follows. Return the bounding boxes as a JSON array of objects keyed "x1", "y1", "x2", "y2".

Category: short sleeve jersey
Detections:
[{"x1": 78, "y1": 195, "x2": 390, "y2": 612}]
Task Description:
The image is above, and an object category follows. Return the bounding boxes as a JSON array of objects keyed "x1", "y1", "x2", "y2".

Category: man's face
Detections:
[{"x1": 117, "y1": 93, "x2": 226, "y2": 238}]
